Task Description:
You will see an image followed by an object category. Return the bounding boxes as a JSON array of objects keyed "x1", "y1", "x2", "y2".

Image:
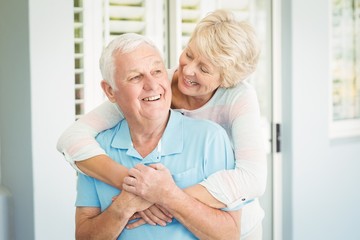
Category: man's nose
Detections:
[{"x1": 143, "y1": 74, "x2": 158, "y2": 90}]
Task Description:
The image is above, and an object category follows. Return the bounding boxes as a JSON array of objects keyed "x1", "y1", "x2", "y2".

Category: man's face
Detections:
[{"x1": 107, "y1": 44, "x2": 171, "y2": 122}]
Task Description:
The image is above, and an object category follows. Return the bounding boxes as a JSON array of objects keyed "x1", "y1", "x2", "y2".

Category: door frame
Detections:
[{"x1": 271, "y1": 0, "x2": 283, "y2": 239}]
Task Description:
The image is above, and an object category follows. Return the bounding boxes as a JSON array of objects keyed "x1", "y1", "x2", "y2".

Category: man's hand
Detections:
[{"x1": 122, "y1": 163, "x2": 178, "y2": 205}]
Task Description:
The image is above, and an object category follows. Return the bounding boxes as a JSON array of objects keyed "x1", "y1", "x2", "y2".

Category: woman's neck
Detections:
[{"x1": 171, "y1": 72, "x2": 213, "y2": 110}]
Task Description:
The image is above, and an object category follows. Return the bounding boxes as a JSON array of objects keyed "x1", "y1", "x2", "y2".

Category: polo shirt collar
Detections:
[{"x1": 111, "y1": 110, "x2": 183, "y2": 156}]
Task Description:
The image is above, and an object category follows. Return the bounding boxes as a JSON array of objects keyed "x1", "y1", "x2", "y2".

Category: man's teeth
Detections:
[{"x1": 143, "y1": 95, "x2": 161, "y2": 101}]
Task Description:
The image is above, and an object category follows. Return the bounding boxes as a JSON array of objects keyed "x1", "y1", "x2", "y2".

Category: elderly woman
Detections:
[{"x1": 58, "y1": 9, "x2": 266, "y2": 239}]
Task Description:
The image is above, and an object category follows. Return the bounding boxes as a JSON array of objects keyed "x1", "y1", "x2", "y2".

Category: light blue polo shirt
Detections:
[{"x1": 76, "y1": 110, "x2": 236, "y2": 239}]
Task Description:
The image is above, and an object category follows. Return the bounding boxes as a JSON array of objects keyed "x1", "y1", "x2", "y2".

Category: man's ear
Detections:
[{"x1": 101, "y1": 80, "x2": 116, "y2": 103}]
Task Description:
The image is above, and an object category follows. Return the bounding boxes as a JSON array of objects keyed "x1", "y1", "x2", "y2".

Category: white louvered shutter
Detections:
[
  {"x1": 104, "y1": 0, "x2": 167, "y2": 57},
  {"x1": 73, "y1": 0, "x2": 85, "y2": 119},
  {"x1": 180, "y1": 0, "x2": 201, "y2": 49},
  {"x1": 105, "y1": 0, "x2": 147, "y2": 43}
]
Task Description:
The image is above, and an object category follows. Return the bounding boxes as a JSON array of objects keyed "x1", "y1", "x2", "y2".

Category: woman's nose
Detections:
[{"x1": 183, "y1": 62, "x2": 196, "y2": 76}]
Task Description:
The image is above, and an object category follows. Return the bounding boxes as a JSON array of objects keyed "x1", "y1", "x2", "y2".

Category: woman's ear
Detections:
[{"x1": 101, "y1": 80, "x2": 116, "y2": 103}]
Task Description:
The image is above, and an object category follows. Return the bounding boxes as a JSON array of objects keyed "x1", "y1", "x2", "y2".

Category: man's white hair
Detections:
[{"x1": 99, "y1": 33, "x2": 161, "y2": 89}]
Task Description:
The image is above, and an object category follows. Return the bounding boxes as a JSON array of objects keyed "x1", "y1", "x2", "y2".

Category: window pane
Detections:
[{"x1": 332, "y1": 0, "x2": 360, "y2": 121}]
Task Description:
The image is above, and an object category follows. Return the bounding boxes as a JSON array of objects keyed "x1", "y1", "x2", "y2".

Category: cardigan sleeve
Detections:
[
  {"x1": 56, "y1": 100, "x2": 123, "y2": 172},
  {"x1": 199, "y1": 87, "x2": 267, "y2": 208}
]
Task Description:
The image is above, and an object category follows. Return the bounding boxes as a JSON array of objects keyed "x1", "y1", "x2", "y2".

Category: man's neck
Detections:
[{"x1": 128, "y1": 114, "x2": 169, "y2": 158}]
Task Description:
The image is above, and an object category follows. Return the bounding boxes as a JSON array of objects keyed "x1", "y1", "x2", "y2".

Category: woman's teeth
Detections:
[{"x1": 186, "y1": 79, "x2": 196, "y2": 85}]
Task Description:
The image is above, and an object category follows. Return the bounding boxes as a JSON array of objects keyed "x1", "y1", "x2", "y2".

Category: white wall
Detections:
[
  {"x1": 281, "y1": 0, "x2": 360, "y2": 239},
  {"x1": 0, "y1": 0, "x2": 77, "y2": 239},
  {"x1": 0, "y1": 1, "x2": 34, "y2": 239}
]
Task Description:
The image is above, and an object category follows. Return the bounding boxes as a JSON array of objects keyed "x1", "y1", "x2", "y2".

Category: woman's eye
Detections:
[
  {"x1": 200, "y1": 67, "x2": 209, "y2": 74},
  {"x1": 186, "y1": 52, "x2": 193, "y2": 59}
]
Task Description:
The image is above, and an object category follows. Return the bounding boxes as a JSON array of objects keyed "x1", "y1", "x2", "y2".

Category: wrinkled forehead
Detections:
[{"x1": 114, "y1": 45, "x2": 164, "y2": 68}]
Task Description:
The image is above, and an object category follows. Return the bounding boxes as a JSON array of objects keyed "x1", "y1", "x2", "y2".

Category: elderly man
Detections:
[{"x1": 75, "y1": 33, "x2": 241, "y2": 239}]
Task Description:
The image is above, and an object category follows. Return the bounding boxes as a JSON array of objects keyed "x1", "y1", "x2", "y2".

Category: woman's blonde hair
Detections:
[{"x1": 188, "y1": 9, "x2": 261, "y2": 88}]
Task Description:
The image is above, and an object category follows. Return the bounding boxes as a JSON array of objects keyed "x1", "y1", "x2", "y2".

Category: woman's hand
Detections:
[
  {"x1": 127, "y1": 204, "x2": 173, "y2": 229},
  {"x1": 122, "y1": 163, "x2": 177, "y2": 204},
  {"x1": 123, "y1": 163, "x2": 176, "y2": 229}
]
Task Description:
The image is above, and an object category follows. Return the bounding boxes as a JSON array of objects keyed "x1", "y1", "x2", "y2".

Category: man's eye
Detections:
[{"x1": 130, "y1": 75, "x2": 141, "y2": 81}]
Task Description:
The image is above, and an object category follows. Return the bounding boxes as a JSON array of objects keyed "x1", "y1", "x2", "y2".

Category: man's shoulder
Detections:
[{"x1": 95, "y1": 120, "x2": 123, "y2": 143}]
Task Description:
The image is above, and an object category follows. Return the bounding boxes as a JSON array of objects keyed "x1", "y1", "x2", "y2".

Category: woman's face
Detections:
[{"x1": 177, "y1": 41, "x2": 222, "y2": 101}]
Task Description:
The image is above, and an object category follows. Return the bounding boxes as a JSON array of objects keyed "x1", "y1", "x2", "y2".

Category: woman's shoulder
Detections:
[
  {"x1": 229, "y1": 80, "x2": 255, "y2": 93},
  {"x1": 173, "y1": 110, "x2": 224, "y2": 132},
  {"x1": 215, "y1": 80, "x2": 257, "y2": 101}
]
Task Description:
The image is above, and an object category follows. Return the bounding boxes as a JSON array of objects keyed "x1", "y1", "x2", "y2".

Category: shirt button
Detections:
[{"x1": 242, "y1": 198, "x2": 246, "y2": 201}]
